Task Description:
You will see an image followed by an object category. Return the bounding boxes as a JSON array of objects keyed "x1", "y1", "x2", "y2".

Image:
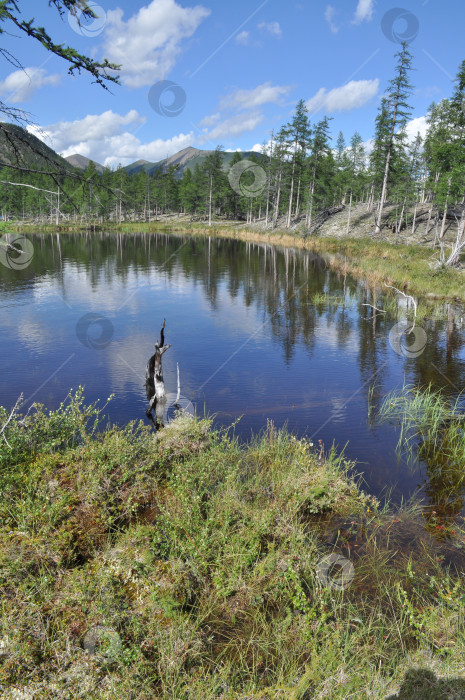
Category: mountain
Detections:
[
  {"x1": 0, "y1": 122, "x2": 74, "y2": 173},
  {"x1": 0, "y1": 127, "x2": 262, "y2": 180},
  {"x1": 64, "y1": 153, "x2": 105, "y2": 174},
  {"x1": 122, "y1": 147, "x2": 263, "y2": 178},
  {"x1": 123, "y1": 159, "x2": 156, "y2": 176}
]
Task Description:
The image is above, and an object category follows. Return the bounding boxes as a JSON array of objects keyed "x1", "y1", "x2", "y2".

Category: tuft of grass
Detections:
[
  {"x1": 1, "y1": 394, "x2": 465, "y2": 698},
  {"x1": 378, "y1": 384, "x2": 465, "y2": 469},
  {"x1": 311, "y1": 292, "x2": 349, "y2": 308}
]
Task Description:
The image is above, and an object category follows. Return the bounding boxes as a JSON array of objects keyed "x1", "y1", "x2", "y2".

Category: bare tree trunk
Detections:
[
  {"x1": 396, "y1": 196, "x2": 407, "y2": 235},
  {"x1": 146, "y1": 319, "x2": 172, "y2": 428},
  {"x1": 264, "y1": 133, "x2": 274, "y2": 228},
  {"x1": 411, "y1": 201, "x2": 418, "y2": 235},
  {"x1": 272, "y1": 170, "x2": 282, "y2": 228},
  {"x1": 439, "y1": 179, "x2": 451, "y2": 241},
  {"x1": 445, "y1": 212, "x2": 465, "y2": 267},
  {"x1": 286, "y1": 145, "x2": 297, "y2": 228},
  {"x1": 295, "y1": 176, "x2": 302, "y2": 218},
  {"x1": 346, "y1": 190, "x2": 353, "y2": 235},
  {"x1": 306, "y1": 171, "x2": 316, "y2": 229},
  {"x1": 208, "y1": 174, "x2": 213, "y2": 227},
  {"x1": 375, "y1": 148, "x2": 392, "y2": 235}
]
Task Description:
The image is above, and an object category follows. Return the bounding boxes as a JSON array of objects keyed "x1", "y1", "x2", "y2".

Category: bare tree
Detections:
[{"x1": 145, "y1": 320, "x2": 171, "y2": 428}]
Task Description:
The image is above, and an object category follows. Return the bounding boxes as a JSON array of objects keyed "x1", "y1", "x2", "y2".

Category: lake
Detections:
[{"x1": 1, "y1": 231, "x2": 465, "y2": 510}]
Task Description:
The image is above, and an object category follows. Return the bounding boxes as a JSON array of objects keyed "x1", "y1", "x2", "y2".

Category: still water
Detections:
[{"x1": 1, "y1": 232, "x2": 465, "y2": 508}]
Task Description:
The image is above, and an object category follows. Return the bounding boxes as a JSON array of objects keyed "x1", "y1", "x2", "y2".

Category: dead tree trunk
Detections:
[{"x1": 146, "y1": 319, "x2": 171, "y2": 428}]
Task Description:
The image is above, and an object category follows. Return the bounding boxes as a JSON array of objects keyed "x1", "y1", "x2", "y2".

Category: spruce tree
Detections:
[{"x1": 374, "y1": 42, "x2": 414, "y2": 235}]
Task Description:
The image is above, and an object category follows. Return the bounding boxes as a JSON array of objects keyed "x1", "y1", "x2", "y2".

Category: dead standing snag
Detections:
[{"x1": 145, "y1": 319, "x2": 171, "y2": 428}]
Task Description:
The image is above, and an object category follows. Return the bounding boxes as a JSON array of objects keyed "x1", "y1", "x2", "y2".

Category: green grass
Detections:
[
  {"x1": 1, "y1": 392, "x2": 465, "y2": 697},
  {"x1": 310, "y1": 292, "x2": 350, "y2": 307},
  {"x1": 379, "y1": 384, "x2": 465, "y2": 469}
]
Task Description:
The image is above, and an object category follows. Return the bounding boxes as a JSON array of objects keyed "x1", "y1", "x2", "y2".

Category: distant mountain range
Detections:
[
  {"x1": 0, "y1": 124, "x2": 261, "y2": 179},
  {"x1": 64, "y1": 146, "x2": 262, "y2": 178}
]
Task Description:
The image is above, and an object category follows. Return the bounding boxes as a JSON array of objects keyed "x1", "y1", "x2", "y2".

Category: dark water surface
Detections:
[{"x1": 1, "y1": 232, "x2": 465, "y2": 509}]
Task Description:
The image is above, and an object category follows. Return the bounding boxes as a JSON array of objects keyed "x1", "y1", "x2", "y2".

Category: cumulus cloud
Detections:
[
  {"x1": 198, "y1": 112, "x2": 221, "y2": 127},
  {"x1": 0, "y1": 67, "x2": 61, "y2": 103},
  {"x1": 251, "y1": 138, "x2": 273, "y2": 153},
  {"x1": 198, "y1": 112, "x2": 264, "y2": 144},
  {"x1": 219, "y1": 82, "x2": 291, "y2": 111},
  {"x1": 236, "y1": 30, "x2": 250, "y2": 45},
  {"x1": 325, "y1": 5, "x2": 339, "y2": 34},
  {"x1": 28, "y1": 110, "x2": 145, "y2": 151},
  {"x1": 405, "y1": 115, "x2": 428, "y2": 142},
  {"x1": 102, "y1": 0, "x2": 210, "y2": 88},
  {"x1": 258, "y1": 21, "x2": 282, "y2": 37},
  {"x1": 27, "y1": 110, "x2": 195, "y2": 168},
  {"x1": 306, "y1": 79, "x2": 379, "y2": 114},
  {"x1": 352, "y1": 0, "x2": 374, "y2": 24},
  {"x1": 198, "y1": 82, "x2": 291, "y2": 144}
]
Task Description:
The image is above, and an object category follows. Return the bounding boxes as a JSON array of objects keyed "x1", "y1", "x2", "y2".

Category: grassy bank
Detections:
[
  {"x1": 1, "y1": 392, "x2": 465, "y2": 698},
  {"x1": 10, "y1": 217, "x2": 465, "y2": 303}
]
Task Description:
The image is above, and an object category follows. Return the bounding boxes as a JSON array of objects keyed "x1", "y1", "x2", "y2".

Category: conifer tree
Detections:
[{"x1": 374, "y1": 43, "x2": 414, "y2": 235}]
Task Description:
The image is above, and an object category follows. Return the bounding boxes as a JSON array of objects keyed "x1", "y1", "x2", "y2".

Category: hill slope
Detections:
[
  {"x1": 0, "y1": 123, "x2": 73, "y2": 173},
  {"x1": 0, "y1": 127, "x2": 262, "y2": 180}
]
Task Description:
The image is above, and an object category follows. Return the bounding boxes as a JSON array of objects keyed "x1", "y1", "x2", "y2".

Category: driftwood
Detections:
[
  {"x1": 305, "y1": 205, "x2": 345, "y2": 236},
  {"x1": 145, "y1": 319, "x2": 171, "y2": 428}
]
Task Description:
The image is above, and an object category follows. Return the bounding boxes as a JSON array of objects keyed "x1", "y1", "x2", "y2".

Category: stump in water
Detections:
[{"x1": 145, "y1": 319, "x2": 171, "y2": 428}]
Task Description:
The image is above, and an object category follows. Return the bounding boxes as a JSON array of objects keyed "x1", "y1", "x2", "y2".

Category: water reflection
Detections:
[{"x1": 1, "y1": 231, "x2": 465, "y2": 518}]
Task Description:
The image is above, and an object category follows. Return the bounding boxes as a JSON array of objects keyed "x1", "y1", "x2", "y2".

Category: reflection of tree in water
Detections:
[
  {"x1": 15, "y1": 234, "x2": 465, "y2": 494},
  {"x1": 421, "y1": 423, "x2": 465, "y2": 530},
  {"x1": 410, "y1": 304, "x2": 465, "y2": 395},
  {"x1": 14, "y1": 231, "x2": 465, "y2": 377}
]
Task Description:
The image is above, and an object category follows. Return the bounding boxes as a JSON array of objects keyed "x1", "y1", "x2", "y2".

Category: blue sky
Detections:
[{"x1": 0, "y1": 0, "x2": 463, "y2": 167}]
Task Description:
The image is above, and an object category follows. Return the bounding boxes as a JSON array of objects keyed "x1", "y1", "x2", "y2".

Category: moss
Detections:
[{"x1": 1, "y1": 394, "x2": 465, "y2": 698}]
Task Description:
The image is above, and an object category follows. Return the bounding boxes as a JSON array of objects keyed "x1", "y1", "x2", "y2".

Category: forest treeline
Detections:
[{"x1": 1, "y1": 44, "x2": 464, "y2": 253}]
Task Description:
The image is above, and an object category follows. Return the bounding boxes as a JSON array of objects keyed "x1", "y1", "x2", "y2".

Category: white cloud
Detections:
[
  {"x1": 236, "y1": 30, "x2": 250, "y2": 45},
  {"x1": 28, "y1": 110, "x2": 145, "y2": 152},
  {"x1": 102, "y1": 0, "x2": 210, "y2": 88},
  {"x1": 0, "y1": 67, "x2": 61, "y2": 103},
  {"x1": 197, "y1": 82, "x2": 291, "y2": 145},
  {"x1": 198, "y1": 112, "x2": 221, "y2": 127},
  {"x1": 306, "y1": 79, "x2": 379, "y2": 114},
  {"x1": 258, "y1": 21, "x2": 282, "y2": 37},
  {"x1": 325, "y1": 5, "x2": 339, "y2": 34},
  {"x1": 198, "y1": 112, "x2": 264, "y2": 144},
  {"x1": 27, "y1": 110, "x2": 195, "y2": 168},
  {"x1": 251, "y1": 139, "x2": 273, "y2": 153},
  {"x1": 405, "y1": 115, "x2": 428, "y2": 142},
  {"x1": 363, "y1": 138, "x2": 374, "y2": 154},
  {"x1": 219, "y1": 82, "x2": 291, "y2": 111},
  {"x1": 352, "y1": 0, "x2": 374, "y2": 24},
  {"x1": 96, "y1": 132, "x2": 195, "y2": 169}
]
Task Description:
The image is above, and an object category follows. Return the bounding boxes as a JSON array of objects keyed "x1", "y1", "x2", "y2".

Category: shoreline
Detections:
[{"x1": 8, "y1": 217, "x2": 465, "y2": 304}]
